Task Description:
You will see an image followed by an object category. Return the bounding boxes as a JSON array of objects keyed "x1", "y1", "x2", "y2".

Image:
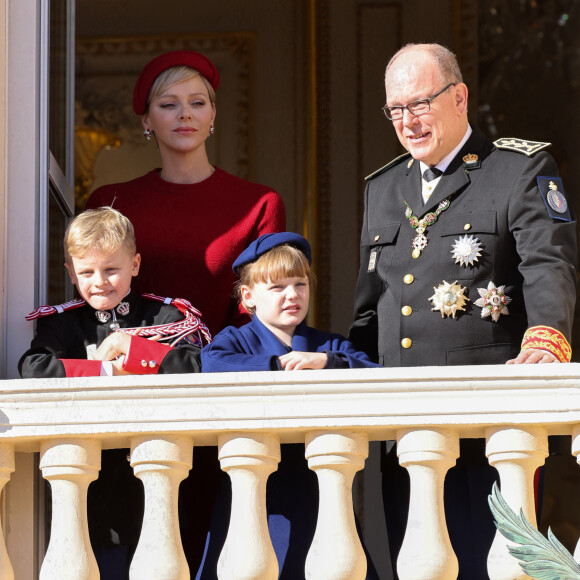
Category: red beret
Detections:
[{"x1": 133, "y1": 50, "x2": 220, "y2": 115}]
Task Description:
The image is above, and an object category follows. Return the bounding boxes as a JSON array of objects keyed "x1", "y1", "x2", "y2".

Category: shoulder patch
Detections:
[
  {"x1": 494, "y1": 137, "x2": 551, "y2": 156},
  {"x1": 536, "y1": 177, "x2": 572, "y2": 221},
  {"x1": 365, "y1": 152, "x2": 412, "y2": 181},
  {"x1": 26, "y1": 298, "x2": 85, "y2": 321}
]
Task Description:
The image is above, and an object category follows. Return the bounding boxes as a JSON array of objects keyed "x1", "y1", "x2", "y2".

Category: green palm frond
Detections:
[{"x1": 488, "y1": 482, "x2": 580, "y2": 579}]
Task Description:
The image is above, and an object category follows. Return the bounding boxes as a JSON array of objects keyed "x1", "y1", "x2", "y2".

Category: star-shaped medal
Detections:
[
  {"x1": 451, "y1": 235, "x2": 482, "y2": 267},
  {"x1": 429, "y1": 280, "x2": 469, "y2": 319},
  {"x1": 474, "y1": 281, "x2": 511, "y2": 322}
]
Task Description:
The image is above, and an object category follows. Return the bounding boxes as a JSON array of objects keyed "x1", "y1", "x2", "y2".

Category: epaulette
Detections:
[
  {"x1": 494, "y1": 138, "x2": 551, "y2": 157},
  {"x1": 128, "y1": 293, "x2": 213, "y2": 347},
  {"x1": 365, "y1": 152, "x2": 412, "y2": 181},
  {"x1": 26, "y1": 298, "x2": 85, "y2": 321}
]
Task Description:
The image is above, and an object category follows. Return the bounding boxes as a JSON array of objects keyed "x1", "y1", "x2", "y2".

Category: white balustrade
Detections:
[
  {"x1": 129, "y1": 435, "x2": 193, "y2": 580},
  {"x1": 396, "y1": 428, "x2": 459, "y2": 580},
  {"x1": 486, "y1": 426, "x2": 548, "y2": 580},
  {"x1": 217, "y1": 432, "x2": 280, "y2": 580},
  {"x1": 39, "y1": 438, "x2": 101, "y2": 580},
  {"x1": 0, "y1": 444, "x2": 14, "y2": 580},
  {"x1": 304, "y1": 430, "x2": 368, "y2": 580},
  {"x1": 1, "y1": 366, "x2": 579, "y2": 579}
]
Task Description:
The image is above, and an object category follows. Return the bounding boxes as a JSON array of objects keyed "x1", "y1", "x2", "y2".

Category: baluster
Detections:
[
  {"x1": 486, "y1": 426, "x2": 548, "y2": 580},
  {"x1": 304, "y1": 430, "x2": 368, "y2": 580},
  {"x1": 217, "y1": 433, "x2": 280, "y2": 580},
  {"x1": 129, "y1": 435, "x2": 193, "y2": 580},
  {"x1": 0, "y1": 444, "x2": 14, "y2": 580},
  {"x1": 396, "y1": 428, "x2": 459, "y2": 580},
  {"x1": 39, "y1": 439, "x2": 101, "y2": 580},
  {"x1": 569, "y1": 426, "x2": 580, "y2": 560}
]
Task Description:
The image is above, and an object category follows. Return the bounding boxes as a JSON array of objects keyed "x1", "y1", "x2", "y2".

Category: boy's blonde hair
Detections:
[
  {"x1": 235, "y1": 244, "x2": 316, "y2": 314},
  {"x1": 64, "y1": 207, "x2": 136, "y2": 264},
  {"x1": 147, "y1": 65, "x2": 216, "y2": 109}
]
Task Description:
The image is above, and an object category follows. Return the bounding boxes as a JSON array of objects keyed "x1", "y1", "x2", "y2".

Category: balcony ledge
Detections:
[{"x1": 1, "y1": 363, "x2": 579, "y2": 450}]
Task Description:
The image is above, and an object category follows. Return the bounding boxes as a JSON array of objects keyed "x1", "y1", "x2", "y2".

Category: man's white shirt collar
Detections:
[{"x1": 420, "y1": 125, "x2": 473, "y2": 203}]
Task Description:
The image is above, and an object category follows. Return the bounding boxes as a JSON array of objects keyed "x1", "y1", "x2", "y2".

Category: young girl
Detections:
[
  {"x1": 201, "y1": 232, "x2": 379, "y2": 373},
  {"x1": 199, "y1": 232, "x2": 380, "y2": 580}
]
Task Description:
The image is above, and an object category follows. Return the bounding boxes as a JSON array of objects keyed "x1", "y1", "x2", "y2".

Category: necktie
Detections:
[{"x1": 423, "y1": 167, "x2": 443, "y2": 182}]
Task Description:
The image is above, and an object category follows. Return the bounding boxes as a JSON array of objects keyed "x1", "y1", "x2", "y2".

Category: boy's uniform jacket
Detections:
[{"x1": 19, "y1": 291, "x2": 209, "y2": 377}]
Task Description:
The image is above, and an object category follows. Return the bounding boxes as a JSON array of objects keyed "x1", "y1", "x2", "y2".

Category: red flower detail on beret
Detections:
[{"x1": 133, "y1": 50, "x2": 220, "y2": 115}]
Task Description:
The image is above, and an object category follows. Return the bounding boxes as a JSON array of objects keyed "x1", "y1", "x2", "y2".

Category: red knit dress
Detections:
[{"x1": 86, "y1": 167, "x2": 286, "y2": 335}]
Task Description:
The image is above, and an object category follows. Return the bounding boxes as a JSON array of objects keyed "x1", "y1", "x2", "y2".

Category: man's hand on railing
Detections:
[{"x1": 506, "y1": 348, "x2": 559, "y2": 364}]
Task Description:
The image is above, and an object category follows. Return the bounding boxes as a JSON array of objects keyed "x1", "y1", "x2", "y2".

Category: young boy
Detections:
[
  {"x1": 198, "y1": 232, "x2": 380, "y2": 580},
  {"x1": 201, "y1": 231, "x2": 379, "y2": 372},
  {"x1": 19, "y1": 206, "x2": 211, "y2": 378}
]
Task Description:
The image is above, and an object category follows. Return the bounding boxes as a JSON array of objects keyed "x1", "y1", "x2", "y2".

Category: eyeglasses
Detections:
[{"x1": 382, "y1": 83, "x2": 456, "y2": 121}]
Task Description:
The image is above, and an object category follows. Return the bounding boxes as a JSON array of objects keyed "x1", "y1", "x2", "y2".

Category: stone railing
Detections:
[{"x1": 1, "y1": 364, "x2": 580, "y2": 580}]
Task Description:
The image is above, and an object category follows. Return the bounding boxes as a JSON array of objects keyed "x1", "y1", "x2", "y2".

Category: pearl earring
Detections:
[{"x1": 144, "y1": 128, "x2": 152, "y2": 141}]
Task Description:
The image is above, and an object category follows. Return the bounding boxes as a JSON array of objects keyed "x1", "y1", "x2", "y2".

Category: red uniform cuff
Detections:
[
  {"x1": 521, "y1": 325, "x2": 572, "y2": 363},
  {"x1": 61, "y1": 359, "x2": 104, "y2": 377},
  {"x1": 122, "y1": 335, "x2": 173, "y2": 374}
]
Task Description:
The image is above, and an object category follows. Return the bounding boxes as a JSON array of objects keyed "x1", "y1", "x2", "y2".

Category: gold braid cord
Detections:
[{"x1": 521, "y1": 325, "x2": 572, "y2": 362}]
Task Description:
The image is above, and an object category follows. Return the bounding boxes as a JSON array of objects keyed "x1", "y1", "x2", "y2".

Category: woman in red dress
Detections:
[{"x1": 86, "y1": 50, "x2": 286, "y2": 577}]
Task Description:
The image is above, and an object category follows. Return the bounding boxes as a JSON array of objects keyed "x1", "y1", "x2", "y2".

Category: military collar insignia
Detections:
[
  {"x1": 536, "y1": 176, "x2": 572, "y2": 221},
  {"x1": 494, "y1": 138, "x2": 550, "y2": 156},
  {"x1": 462, "y1": 153, "x2": 480, "y2": 170},
  {"x1": 474, "y1": 281, "x2": 511, "y2": 322},
  {"x1": 95, "y1": 310, "x2": 111, "y2": 324},
  {"x1": 365, "y1": 152, "x2": 412, "y2": 181},
  {"x1": 429, "y1": 280, "x2": 469, "y2": 318},
  {"x1": 116, "y1": 301, "x2": 130, "y2": 316}
]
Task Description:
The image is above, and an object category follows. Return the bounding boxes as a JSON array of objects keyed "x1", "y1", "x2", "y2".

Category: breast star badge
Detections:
[
  {"x1": 474, "y1": 281, "x2": 511, "y2": 322},
  {"x1": 451, "y1": 235, "x2": 482, "y2": 267},
  {"x1": 429, "y1": 280, "x2": 469, "y2": 318}
]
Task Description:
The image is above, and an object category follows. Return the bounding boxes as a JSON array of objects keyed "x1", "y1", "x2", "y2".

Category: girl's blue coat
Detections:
[{"x1": 201, "y1": 315, "x2": 381, "y2": 372}]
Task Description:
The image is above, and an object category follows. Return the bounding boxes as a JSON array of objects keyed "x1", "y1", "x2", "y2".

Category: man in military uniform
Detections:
[{"x1": 349, "y1": 43, "x2": 577, "y2": 578}]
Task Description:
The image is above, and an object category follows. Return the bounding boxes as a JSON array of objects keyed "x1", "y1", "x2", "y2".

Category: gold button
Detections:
[
  {"x1": 404, "y1": 274, "x2": 414, "y2": 284},
  {"x1": 401, "y1": 338, "x2": 412, "y2": 349},
  {"x1": 401, "y1": 305, "x2": 412, "y2": 316},
  {"x1": 374, "y1": 234, "x2": 380, "y2": 242},
  {"x1": 464, "y1": 223, "x2": 471, "y2": 231}
]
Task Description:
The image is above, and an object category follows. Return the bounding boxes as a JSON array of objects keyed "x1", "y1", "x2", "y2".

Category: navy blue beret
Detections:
[{"x1": 233, "y1": 232, "x2": 312, "y2": 274}]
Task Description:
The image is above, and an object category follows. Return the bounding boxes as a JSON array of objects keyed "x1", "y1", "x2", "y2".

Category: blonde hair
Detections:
[
  {"x1": 147, "y1": 65, "x2": 216, "y2": 110},
  {"x1": 236, "y1": 244, "x2": 316, "y2": 314},
  {"x1": 64, "y1": 207, "x2": 136, "y2": 264}
]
